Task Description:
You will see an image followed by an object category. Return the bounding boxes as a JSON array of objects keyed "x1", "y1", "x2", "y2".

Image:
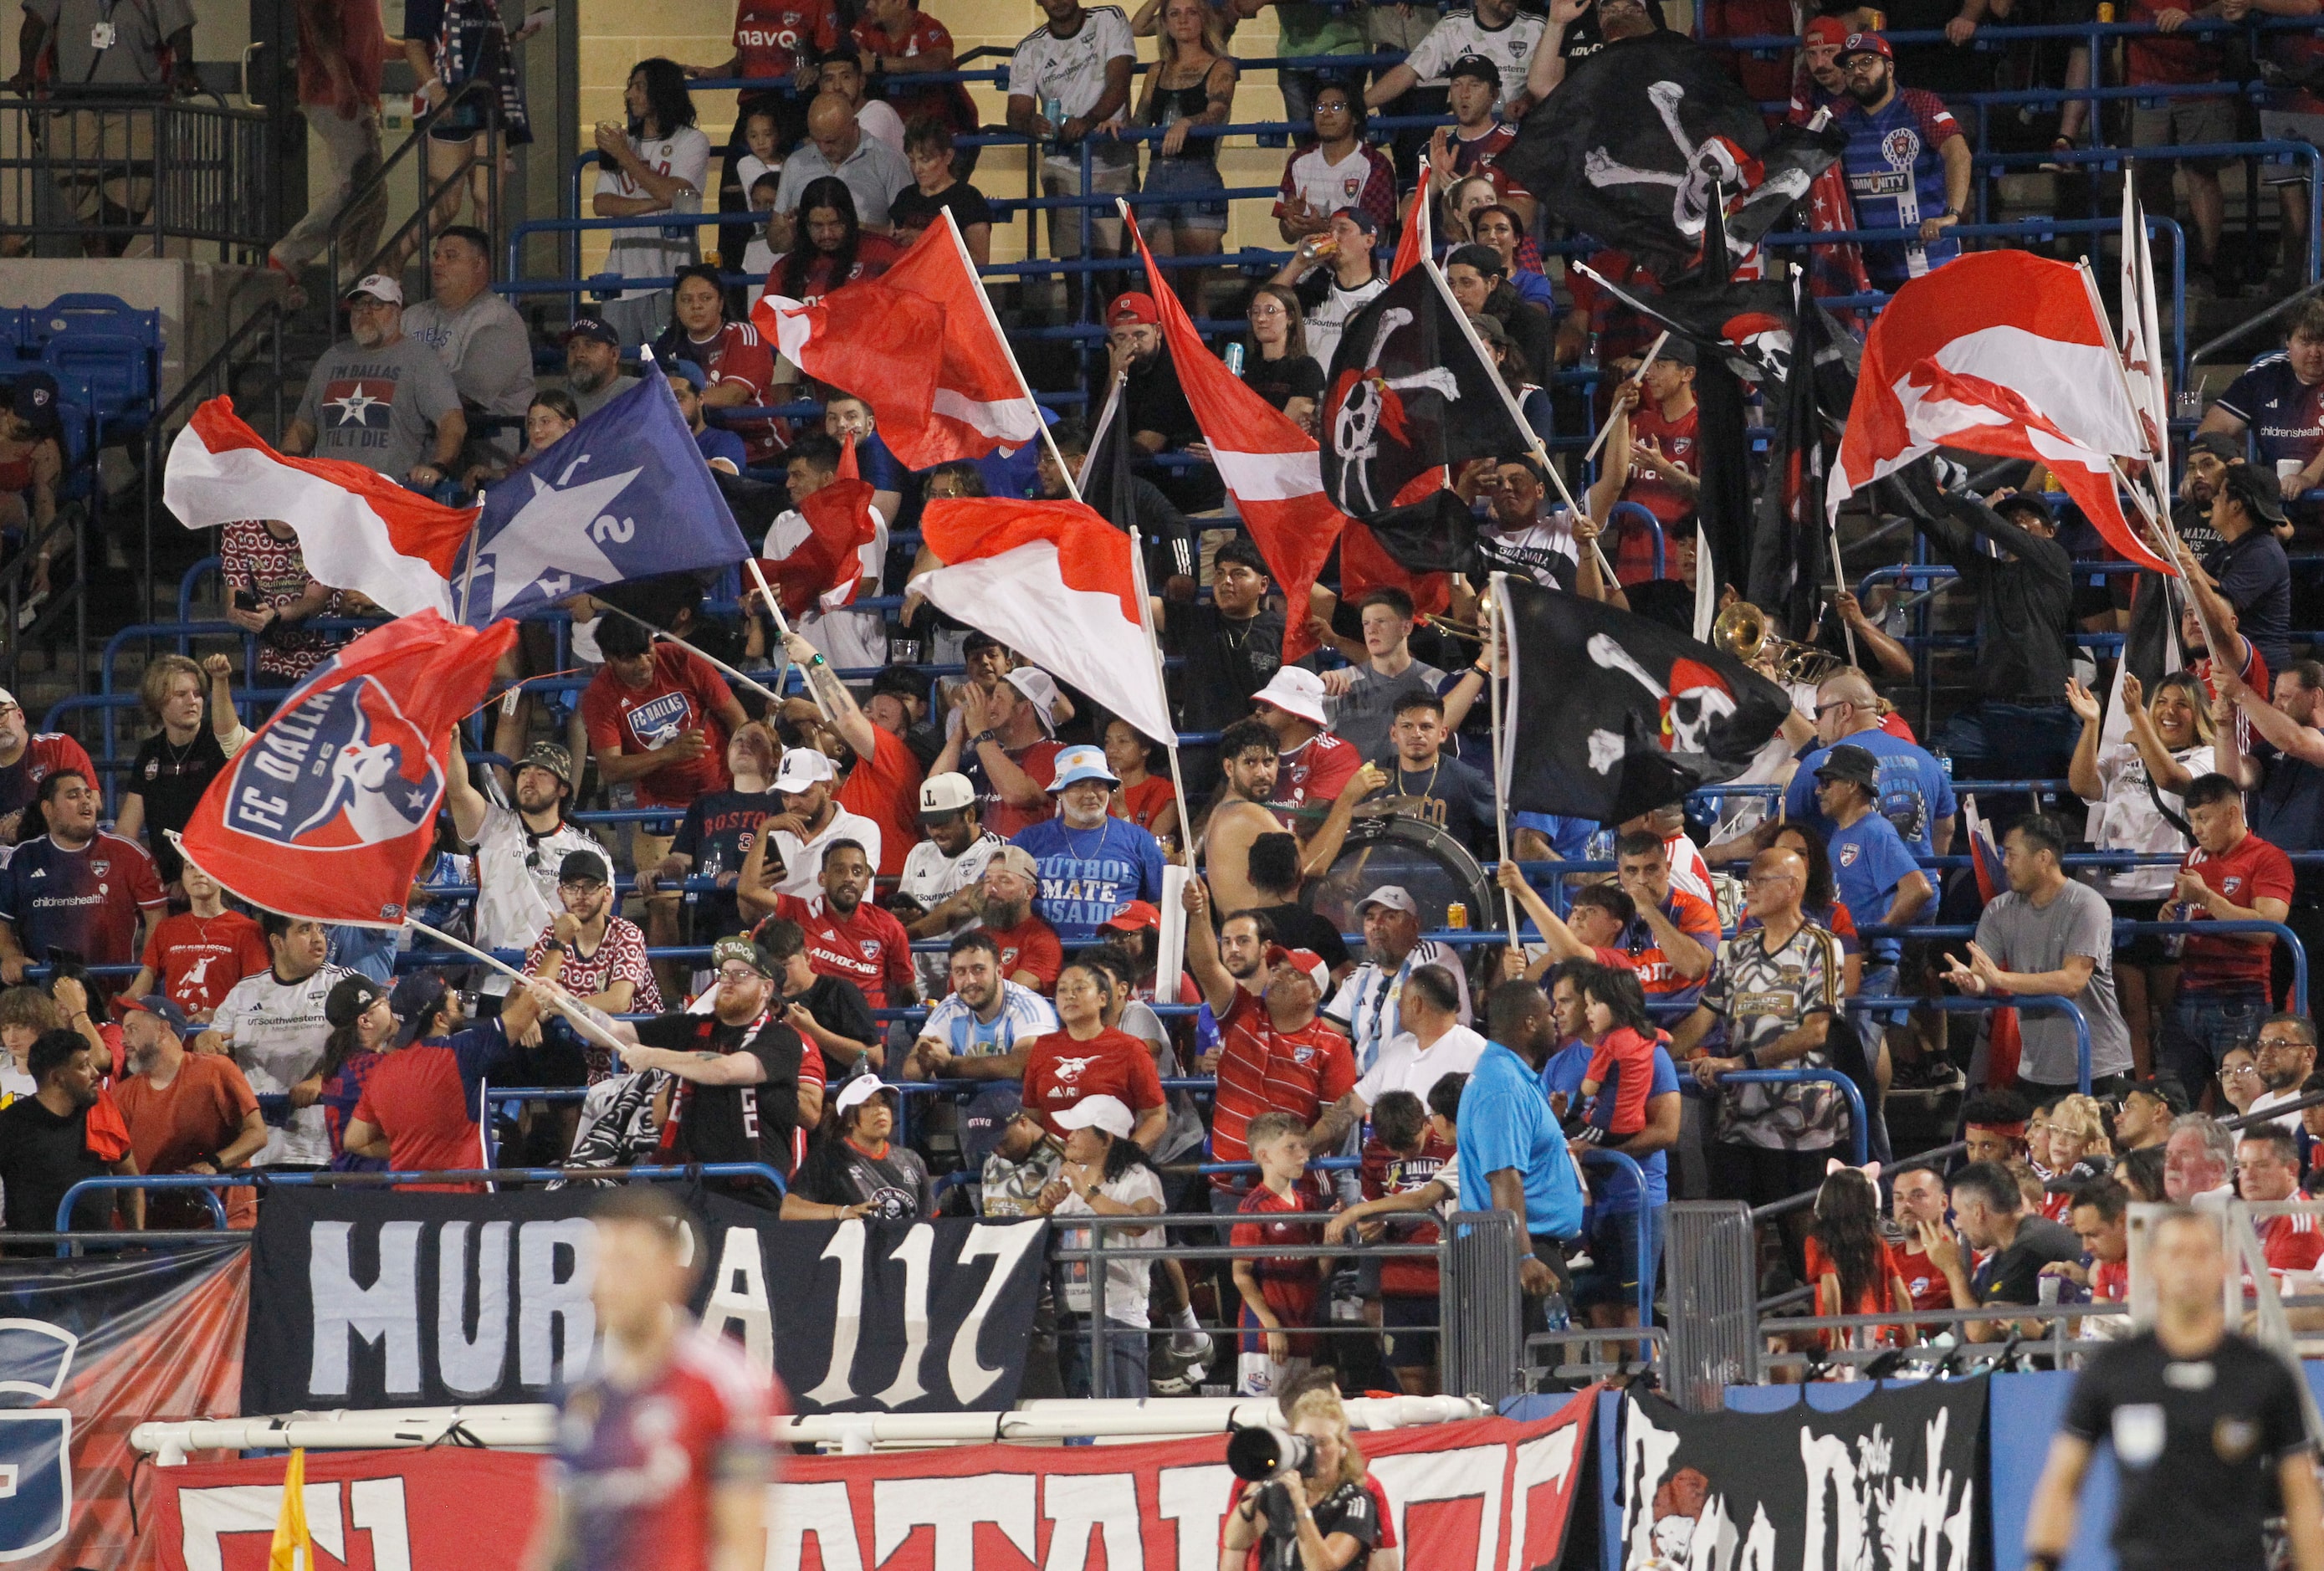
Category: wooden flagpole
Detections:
[
  {"x1": 947, "y1": 207, "x2": 1083, "y2": 507},
  {"x1": 1486, "y1": 571, "x2": 1521, "y2": 939},
  {"x1": 1127, "y1": 523, "x2": 1192, "y2": 867}
]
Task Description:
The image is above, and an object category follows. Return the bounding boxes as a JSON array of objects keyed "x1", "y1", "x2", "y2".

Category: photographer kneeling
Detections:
[{"x1": 1219, "y1": 1387, "x2": 1383, "y2": 1571}]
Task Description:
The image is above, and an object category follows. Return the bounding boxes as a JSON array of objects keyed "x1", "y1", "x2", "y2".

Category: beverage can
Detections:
[
  {"x1": 1225, "y1": 341, "x2": 1246, "y2": 376},
  {"x1": 1446, "y1": 902, "x2": 1469, "y2": 930}
]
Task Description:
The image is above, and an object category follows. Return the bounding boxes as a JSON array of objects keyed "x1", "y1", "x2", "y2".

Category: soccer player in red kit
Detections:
[{"x1": 525, "y1": 1187, "x2": 776, "y2": 1571}]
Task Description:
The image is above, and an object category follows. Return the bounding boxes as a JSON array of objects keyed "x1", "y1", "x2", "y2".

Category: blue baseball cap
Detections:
[{"x1": 1047, "y1": 744, "x2": 1119, "y2": 792}]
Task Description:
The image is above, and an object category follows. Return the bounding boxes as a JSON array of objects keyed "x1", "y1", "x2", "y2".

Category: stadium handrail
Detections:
[{"x1": 1709, "y1": 1068, "x2": 1870, "y2": 1165}]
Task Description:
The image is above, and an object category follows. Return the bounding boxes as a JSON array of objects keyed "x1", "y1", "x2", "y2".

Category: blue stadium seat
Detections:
[{"x1": 23, "y1": 293, "x2": 161, "y2": 354}]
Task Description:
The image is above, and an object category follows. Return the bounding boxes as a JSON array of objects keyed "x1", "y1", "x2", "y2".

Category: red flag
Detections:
[
  {"x1": 1803, "y1": 160, "x2": 1870, "y2": 330},
  {"x1": 1341, "y1": 487, "x2": 1451, "y2": 618},
  {"x1": 1124, "y1": 222, "x2": 1344, "y2": 663},
  {"x1": 1390, "y1": 185, "x2": 1431, "y2": 281},
  {"x1": 918, "y1": 497, "x2": 1176, "y2": 744},
  {"x1": 754, "y1": 281, "x2": 944, "y2": 458},
  {"x1": 177, "y1": 612, "x2": 516, "y2": 928},
  {"x1": 760, "y1": 438, "x2": 878, "y2": 620},
  {"x1": 1832, "y1": 252, "x2": 2173, "y2": 574}
]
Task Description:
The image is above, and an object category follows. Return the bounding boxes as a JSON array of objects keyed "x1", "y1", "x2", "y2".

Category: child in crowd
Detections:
[
  {"x1": 2040, "y1": 1094, "x2": 2113, "y2": 1219},
  {"x1": 1575, "y1": 962, "x2": 1657, "y2": 1147},
  {"x1": 1231, "y1": 1111, "x2": 1327, "y2": 1397},
  {"x1": 733, "y1": 106, "x2": 781, "y2": 213},
  {"x1": 743, "y1": 171, "x2": 782, "y2": 307},
  {"x1": 1804, "y1": 1163, "x2": 1913, "y2": 1350},
  {"x1": 1327, "y1": 1079, "x2": 1463, "y2": 1394}
]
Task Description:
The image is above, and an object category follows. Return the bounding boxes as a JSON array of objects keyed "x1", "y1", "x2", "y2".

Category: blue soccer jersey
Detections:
[{"x1": 1838, "y1": 87, "x2": 1963, "y2": 287}]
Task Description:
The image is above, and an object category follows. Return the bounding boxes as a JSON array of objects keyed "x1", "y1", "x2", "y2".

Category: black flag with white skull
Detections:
[
  {"x1": 1321, "y1": 264, "x2": 1531, "y2": 525},
  {"x1": 1504, "y1": 31, "x2": 1844, "y2": 279},
  {"x1": 1497, "y1": 574, "x2": 1789, "y2": 821}
]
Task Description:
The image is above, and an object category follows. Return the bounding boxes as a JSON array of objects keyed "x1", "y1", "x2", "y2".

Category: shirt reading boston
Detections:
[
  {"x1": 635, "y1": 1010, "x2": 822, "y2": 1191},
  {"x1": 2060, "y1": 1328, "x2": 2311, "y2": 1571}
]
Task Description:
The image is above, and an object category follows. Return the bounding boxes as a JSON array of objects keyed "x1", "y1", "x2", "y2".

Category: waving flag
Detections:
[
  {"x1": 164, "y1": 398, "x2": 475, "y2": 617},
  {"x1": 1830, "y1": 251, "x2": 2172, "y2": 573},
  {"x1": 268, "y1": 1451, "x2": 313, "y2": 1571},
  {"x1": 177, "y1": 612, "x2": 516, "y2": 928},
  {"x1": 759, "y1": 437, "x2": 879, "y2": 620},
  {"x1": 918, "y1": 498, "x2": 1176, "y2": 744},
  {"x1": 757, "y1": 213, "x2": 1042, "y2": 470},
  {"x1": 1124, "y1": 217, "x2": 1343, "y2": 663},
  {"x1": 2121, "y1": 183, "x2": 2171, "y2": 511},
  {"x1": 460, "y1": 369, "x2": 750, "y2": 623}
]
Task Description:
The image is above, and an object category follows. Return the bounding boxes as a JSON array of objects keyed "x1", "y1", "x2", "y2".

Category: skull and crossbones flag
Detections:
[
  {"x1": 1497, "y1": 574, "x2": 1790, "y2": 821},
  {"x1": 1503, "y1": 32, "x2": 1844, "y2": 279},
  {"x1": 1320, "y1": 264, "x2": 1530, "y2": 547}
]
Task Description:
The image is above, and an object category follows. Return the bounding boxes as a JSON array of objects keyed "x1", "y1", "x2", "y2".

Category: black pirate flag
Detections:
[
  {"x1": 1497, "y1": 574, "x2": 1790, "y2": 821},
  {"x1": 1319, "y1": 264, "x2": 1531, "y2": 524},
  {"x1": 1504, "y1": 31, "x2": 1844, "y2": 279}
]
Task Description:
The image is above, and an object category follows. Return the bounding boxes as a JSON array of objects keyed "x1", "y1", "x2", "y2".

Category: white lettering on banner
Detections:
[
  {"x1": 1369, "y1": 1444, "x2": 1511, "y2": 1571},
  {"x1": 701, "y1": 1226, "x2": 774, "y2": 1369},
  {"x1": 517, "y1": 1220, "x2": 596, "y2": 1388},
  {"x1": 949, "y1": 1222, "x2": 1047, "y2": 1405},
  {"x1": 1042, "y1": 1472, "x2": 1143, "y2": 1569},
  {"x1": 1503, "y1": 1425, "x2": 1583, "y2": 1571},
  {"x1": 179, "y1": 1485, "x2": 348, "y2": 1571},
  {"x1": 1156, "y1": 1464, "x2": 1240, "y2": 1571},
  {"x1": 873, "y1": 1474, "x2": 1039, "y2": 1568},
  {"x1": 310, "y1": 1220, "x2": 422, "y2": 1396},
  {"x1": 437, "y1": 1221, "x2": 510, "y2": 1399},
  {"x1": 805, "y1": 1221, "x2": 868, "y2": 1406},
  {"x1": 770, "y1": 1481, "x2": 868, "y2": 1571},
  {"x1": 873, "y1": 1226, "x2": 935, "y2": 1408},
  {"x1": 351, "y1": 1477, "x2": 414, "y2": 1571}
]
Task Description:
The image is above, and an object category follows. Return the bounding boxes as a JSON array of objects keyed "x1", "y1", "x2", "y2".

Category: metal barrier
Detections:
[
  {"x1": 1661, "y1": 1200, "x2": 1762, "y2": 1411},
  {"x1": 1441, "y1": 1207, "x2": 1528, "y2": 1404},
  {"x1": 0, "y1": 91, "x2": 270, "y2": 258},
  {"x1": 1713, "y1": 1068, "x2": 1871, "y2": 1167}
]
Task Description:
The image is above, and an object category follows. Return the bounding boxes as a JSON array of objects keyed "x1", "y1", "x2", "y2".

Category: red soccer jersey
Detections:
[
  {"x1": 770, "y1": 892, "x2": 914, "y2": 1011},
  {"x1": 731, "y1": 0, "x2": 838, "y2": 79},
  {"x1": 2198, "y1": 644, "x2": 2272, "y2": 759},
  {"x1": 2260, "y1": 1212, "x2": 2324, "y2": 1283},
  {"x1": 1115, "y1": 774, "x2": 1178, "y2": 833},
  {"x1": 982, "y1": 913, "x2": 1063, "y2": 992},
  {"x1": 1891, "y1": 1243, "x2": 1954, "y2": 1313},
  {"x1": 1021, "y1": 1026, "x2": 1165, "y2": 1134},
  {"x1": 1625, "y1": 889, "x2": 1721, "y2": 996},
  {"x1": 2176, "y1": 830, "x2": 2296, "y2": 993},
  {"x1": 581, "y1": 647, "x2": 735, "y2": 811},
  {"x1": 677, "y1": 320, "x2": 780, "y2": 462},
  {"x1": 553, "y1": 1325, "x2": 778, "y2": 1571},
  {"x1": 140, "y1": 908, "x2": 269, "y2": 1016},
  {"x1": 851, "y1": 10, "x2": 963, "y2": 127},
  {"x1": 0, "y1": 831, "x2": 165, "y2": 971},
  {"x1": 0, "y1": 734, "x2": 96, "y2": 820},
  {"x1": 834, "y1": 725, "x2": 923, "y2": 880},
  {"x1": 351, "y1": 1024, "x2": 517, "y2": 1192},
  {"x1": 2125, "y1": 0, "x2": 2224, "y2": 85},
  {"x1": 1359, "y1": 1132, "x2": 1452, "y2": 1296},
  {"x1": 1271, "y1": 730, "x2": 1361, "y2": 811},
  {"x1": 1233, "y1": 1180, "x2": 1326, "y2": 1356},
  {"x1": 1622, "y1": 399, "x2": 1700, "y2": 530},
  {"x1": 1208, "y1": 989, "x2": 1358, "y2": 1181},
  {"x1": 1584, "y1": 1026, "x2": 1659, "y2": 1139},
  {"x1": 2091, "y1": 1256, "x2": 2129, "y2": 1303}
]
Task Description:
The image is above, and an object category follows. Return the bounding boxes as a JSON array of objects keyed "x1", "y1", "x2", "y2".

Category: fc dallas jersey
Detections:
[
  {"x1": 552, "y1": 1326, "x2": 778, "y2": 1571},
  {"x1": 765, "y1": 893, "x2": 914, "y2": 1011},
  {"x1": 0, "y1": 832, "x2": 165, "y2": 969},
  {"x1": 0, "y1": 734, "x2": 95, "y2": 819},
  {"x1": 731, "y1": 0, "x2": 838, "y2": 79}
]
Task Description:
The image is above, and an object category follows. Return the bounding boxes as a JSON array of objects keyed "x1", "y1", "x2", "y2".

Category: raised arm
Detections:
[{"x1": 1179, "y1": 874, "x2": 1241, "y2": 1016}]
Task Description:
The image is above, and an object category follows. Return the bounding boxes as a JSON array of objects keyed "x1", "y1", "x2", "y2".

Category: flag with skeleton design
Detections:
[
  {"x1": 1504, "y1": 31, "x2": 1845, "y2": 281},
  {"x1": 1497, "y1": 574, "x2": 1791, "y2": 821}
]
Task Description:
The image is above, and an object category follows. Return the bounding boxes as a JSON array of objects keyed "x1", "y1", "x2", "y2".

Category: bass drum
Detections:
[{"x1": 1304, "y1": 813, "x2": 1498, "y2": 985}]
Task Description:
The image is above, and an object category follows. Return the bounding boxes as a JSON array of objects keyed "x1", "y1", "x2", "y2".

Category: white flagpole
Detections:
[
  {"x1": 1579, "y1": 331, "x2": 1671, "y2": 468},
  {"x1": 596, "y1": 600, "x2": 791, "y2": 709},
  {"x1": 1487, "y1": 571, "x2": 1520, "y2": 939},
  {"x1": 403, "y1": 916, "x2": 636, "y2": 1065},
  {"x1": 949, "y1": 207, "x2": 1081, "y2": 506},
  {"x1": 2076, "y1": 258, "x2": 2169, "y2": 525},
  {"x1": 1125, "y1": 524, "x2": 1191, "y2": 866},
  {"x1": 2132, "y1": 189, "x2": 2173, "y2": 505}
]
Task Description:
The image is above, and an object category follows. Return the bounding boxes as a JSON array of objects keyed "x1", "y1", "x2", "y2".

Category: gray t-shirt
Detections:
[
  {"x1": 402, "y1": 290, "x2": 537, "y2": 453},
  {"x1": 772, "y1": 134, "x2": 914, "y2": 230},
  {"x1": 559, "y1": 371, "x2": 638, "y2": 421},
  {"x1": 295, "y1": 332, "x2": 463, "y2": 478},
  {"x1": 1973, "y1": 880, "x2": 2132, "y2": 1085},
  {"x1": 1331, "y1": 658, "x2": 1447, "y2": 765},
  {"x1": 33, "y1": 0, "x2": 192, "y2": 87}
]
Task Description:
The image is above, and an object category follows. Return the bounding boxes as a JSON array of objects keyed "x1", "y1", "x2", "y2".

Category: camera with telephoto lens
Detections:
[{"x1": 1226, "y1": 1424, "x2": 1320, "y2": 1482}]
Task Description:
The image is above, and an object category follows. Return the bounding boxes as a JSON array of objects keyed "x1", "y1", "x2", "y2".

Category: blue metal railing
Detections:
[{"x1": 1715, "y1": 1068, "x2": 1871, "y2": 1167}]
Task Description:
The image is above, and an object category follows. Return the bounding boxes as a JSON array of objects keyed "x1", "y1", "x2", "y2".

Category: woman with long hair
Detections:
[
  {"x1": 792, "y1": 1076, "x2": 930, "y2": 1220},
  {"x1": 1242, "y1": 282, "x2": 1322, "y2": 431},
  {"x1": 2065, "y1": 668, "x2": 2214, "y2": 1077},
  {"x1": 1130, "y1": 0, "x2": 1237, "y2": 312},
  {"x1": 1032, "y1": 1084, "x2": 1165, "y2": 1399},
  {"x1": 1219, "y1": 1384, "x2": 1385, "y2": 1569},
  {"x1": 1805, "y1": 1164, "x2": 1912, "y2": 1351},
  {"x1": 112, "y1": 652, "x2": 249, "y2": 889},
  {"x1": 1769, "y1": 821, "x2": 1866, "y2": 997},
  {"x1": 315, "y1": 977, "x2": 397, "y2": 1173},
  {"x1": 770, "y1": 176, "x2": 902, "y2": 306},
  {"x1": 2040, "y1": 1093, "x2": 2114, "y2": 1218}
]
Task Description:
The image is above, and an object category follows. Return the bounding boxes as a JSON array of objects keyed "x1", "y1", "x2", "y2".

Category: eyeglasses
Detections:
[
  {"x1": 2256, "y1": 1036, "x2": 2310, "y2": 1052},
  {"x1": 1248, "y1": 304, "x2": 1287, "y2": 319},
  {"x1": 1813, "y1": 700, "x2": 1852, "y2": 718},
  {"x1": 2223, "y1": 1064, "x2": 2264, "y2": 1079},
  {"x1": 716, "y1": 965, "x2": 764, "y2": 984}
]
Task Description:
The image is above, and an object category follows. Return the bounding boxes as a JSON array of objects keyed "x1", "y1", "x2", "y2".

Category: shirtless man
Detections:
[{"x1": 1200, "y1": 716, "x2": 1383, "y2": 916}]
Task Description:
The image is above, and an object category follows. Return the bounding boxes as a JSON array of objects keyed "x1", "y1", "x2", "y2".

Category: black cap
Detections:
[
  {"x1": 1447, "y1": 52, "x2": 1501, "y2": 86},
  {"x1": 2187, "y1": 431, "x2": 2240, "y2": 463},
  {"x1": 1994, "y1": 489, "x2": 2055, "y2": 525},
  {"x1": 557, "y1": 848, "x2": 612, "y2": 885},
  {"x1": 561, "y1": 316, "x2": 620, "y2": 348},
  {"x1": 1654, "y1": 336, "x2": 1697, "y2": 368},
  {"x1": 388, "y1": 972, "x2": 451, "y2": 1045},
  {"x1": 325, "y1": 974, "x2": 386, "y2": 1030},
  {"x1": 11, "y1": 371, "x2": 59, "y2": 434},
  {"x1": 1814, "y1": 743, "x2": 1879, "y2": 788},
  {"x1": 2224, "y1": 462, "x2": 2289, "y2": 525}
]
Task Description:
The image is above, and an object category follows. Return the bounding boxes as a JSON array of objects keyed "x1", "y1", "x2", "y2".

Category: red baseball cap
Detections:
[
  {"x1": 1266, "y1": 944, "x2": 1328, "y2": 992},
  {"x1": 1107, "y1": 292, "x2": 1161, "y2": 328},
  {"x1": 1802, "y1": 16, "x2": 1852, "y2": 45},
  {"x1": 1837, "y1": 30, "x2": 1892, "y2": 59},
  {"x1": 1103, "y1": 900, "x2": 1161, "y2": 932}
]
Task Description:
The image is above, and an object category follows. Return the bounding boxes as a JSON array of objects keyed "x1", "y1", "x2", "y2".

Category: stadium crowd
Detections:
[{"x1": 5, "y1": 0, "x2": 2324, "y2": 1411}]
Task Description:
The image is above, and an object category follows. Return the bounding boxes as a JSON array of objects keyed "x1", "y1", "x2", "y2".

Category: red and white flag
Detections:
[
  {"x1": 163, "y1": 398, "x2": 477, "y2": 617},
  {"x1": 177, "y1": 612, "x2": 516, "y2": 927},
  {"x1": 757, "y1": 437, "x2": 879, "y2": 619},
  {"x1": 1831, "y1": 251, "x2": 2172, "y2": 573},
  {"x1": 917, "y1": 497, "x2": 1176, "y2": 745},
  {"x1": 1390, "y1": 185, "x2": 1430, "y2": 281},
  {"x1": 1124, "y1": 217, "x2": 1344, "y2": 663},
  {"x1": 2121, "y1": 182, "x2": 2172, "y2": 507},
  {"x1": 755, "y1": 214, "x2": 1041, "y2": 470}
]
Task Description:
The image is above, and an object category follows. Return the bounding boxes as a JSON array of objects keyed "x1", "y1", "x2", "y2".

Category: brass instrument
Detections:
[
  {"x1": 1712, "y1": 600, "x2": 1844, "y2": 684},
  {"x1": 1421, "y1": 590, "x2": 1497, "y2": 644}
]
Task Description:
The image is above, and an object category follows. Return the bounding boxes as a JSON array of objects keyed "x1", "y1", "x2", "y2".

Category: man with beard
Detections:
[
  {"x1": 1326, "y1": 885, "x2": 1474, "y2": 1075},
  {"x1": 112, "y1": 995, "x2": 265, "y2": 1230},
  {"x1": 965, "y1": 846, "x2": 1063, "y2": 993},
  {"x1": 1100, "y1": 292, "x2": 1222, "y2": 514},
  {"x1": 1830, "y1": 33, "x2": 1970, "y2": 293},
  {"x1": 199, "y1": 915, "x2": 353, "y2": 1170},
  {"x1": 929, "y1": 666, "x2": 1066, "y2": 840},
  {"x1": 903, "y1": 929, "x2": 1061, "y2": 1076},
  {"x1": 1012, "y1": 745, "x2": 1165, "y2": 944},
  {"x1": 1198, "y1": 719, "x2": 1286, "y2": 919},
  {"x1": 553, "y1": 317, "x2": 637, "y2": 418},
  {"x1": 535, "y1": 936, "x2": 825, "y2": 1194},
  {"x1": 761, "y1": 839, "x2": 915, "y2": 1012},
  {"x1": 0, "y1": 1031, "x2": 141, "y2": 1244},
  {"x1": 2242, "y1": 1015, "x2": 2319, "y2": 1130},
  {"x1": 0, "y1": 770, "x2": 164, "y2": 985},
  {"x1": 522, "y1": 850, "x2": 663, "y2": 1082},
  {"x1": 282, "y1": 275, "x2": 466, "y2": 485},
  {"x1": 446, "y1": 739, "x2": 607, "y2": 1010},
  {"x1": 736, "y1": 747, "x2": 883, "y2": 907}
]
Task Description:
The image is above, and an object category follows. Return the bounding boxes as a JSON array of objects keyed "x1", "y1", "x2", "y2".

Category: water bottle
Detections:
[
  {"x1": 1224, "y1": 341, "x2": 1245, "y2": 377},
  {"x1": 1042, "y1": 95, "x2": 1065, "y2": 142},
  {"x1": 1936, "y1": 747, "x2": 1953, "y2": 783}
]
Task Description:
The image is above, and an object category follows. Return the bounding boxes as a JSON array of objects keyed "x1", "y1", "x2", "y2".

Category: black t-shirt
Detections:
[
  {"x1": 2061, "y1": 1329, "x2": 2311, "y2": 1571},
  {"x1": 1970, "y1": 1215, "x2": 2081, "y2": 1305},
  {"x1": 786, "y1": 974, "x2": 878, "y2": 1056},
  {"x1": 1625, "y1": 578, "x2": 1695, "y2": 634},
  {"x1": 793, "y1": 1133, "x2": 933, "y2": 1219},
  {"x1": 0, "y1": 1097, "x2": 114, "y2": 1246},
  {"x1": 633, "y1": 1010, "x2": 814, "y2": 1189},
  {"x1": 1245, "y1": 352, "x2": 1323, "y2": 414},
  {"x1": 1383, "y1": 753, "x2": 1498, "y2": 856},
  {"x1": 1253, "y1": 901, "x2": 1351, "y2": 974},
  {"x1": 1165, "y1": 602, "x2": 1287, "y2": 733},
  {"x1": 127, "y1": 729, "x2": 232, "y2": 883},
  {"x1": 1258, "y1": 1478, "x2": 1381, "y2": 1571},
  {"x1": 889, "y1": 181, "x2": 994, "y2": 239},
  {"x1": 2205, "y1": 527, "x2": 2294, "y2": 674}
]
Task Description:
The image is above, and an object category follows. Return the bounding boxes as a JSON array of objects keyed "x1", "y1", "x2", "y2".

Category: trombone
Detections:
[{"x1": 1712, "y1": 600, "x2": 1845, "y2": 685}]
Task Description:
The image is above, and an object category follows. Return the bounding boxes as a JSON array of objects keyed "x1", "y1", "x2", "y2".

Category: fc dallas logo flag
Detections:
[{"x1": 177, "y1": 612, "x2": 515, "y2": 927}]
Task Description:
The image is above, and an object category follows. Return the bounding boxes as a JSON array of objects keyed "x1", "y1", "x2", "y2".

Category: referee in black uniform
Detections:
[{"x1": 2025, "y1": 1208, "x2": 2324, "y2": 1571}]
